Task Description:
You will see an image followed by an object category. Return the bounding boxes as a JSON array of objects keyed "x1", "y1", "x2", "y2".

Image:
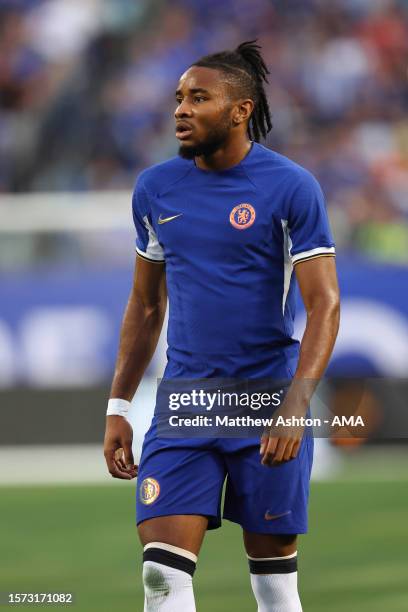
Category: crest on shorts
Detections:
[
  {"x1": 229, "y1": 203, "x2": 256, "y2": 230},
  {"x1": 140, "y1": 477, "x2": 160, "y2": 505}
]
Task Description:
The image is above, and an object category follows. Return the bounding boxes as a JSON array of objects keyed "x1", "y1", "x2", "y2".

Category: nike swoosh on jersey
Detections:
[
  {"x1": 264, "y1": 510, "x2": 292, "y2": 521},
  {"x1": 158, "y1": 213, "x2": 183, "y2": 224}
]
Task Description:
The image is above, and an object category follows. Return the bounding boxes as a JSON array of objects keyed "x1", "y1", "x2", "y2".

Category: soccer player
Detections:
[{"x1": 104, "y1": 41, "x2": 340, "y2": 611}]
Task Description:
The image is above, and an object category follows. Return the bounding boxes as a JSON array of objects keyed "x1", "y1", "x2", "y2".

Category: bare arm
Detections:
[
  {"x1": 110, "y1": 255, "x2": 167, "y2": 400},
  {"x1": 294, "y1": 256, "x2": 340, "y2": 379},
  {"x1": 261, "y1": 256, "x2": 340, "y2": 465},
  {"x1": 104, "y1": 255, "x2": 167, "y2": 479}
]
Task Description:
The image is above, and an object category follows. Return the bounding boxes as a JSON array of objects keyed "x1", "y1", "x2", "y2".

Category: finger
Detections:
[
  {"x1": 271, "y1": 438, "x2": 288, "y2": 464},
  {"x1": 118, "y1": 459, "x2": 138, "y2": 475},
  {"x1": 268, "y1": 436, "x2": 279, "y2": 455},
  {"x1": 115, "y1": 453, "x2": 137, "y2": 470},
  {"x1": 109, "y1": 461, "x2": 133, "y2": 479},
  {"x1": 114, "y1": 448, "x2": 127, "y2": 469},
  {"x1": 105, "y1": 449, "x2": 132, "y2": 480},
  {"x1": 282, "y1": 439, "x2": 296, "y2": 462},
  {"x1": 261, "y1": 439, "x2": 277, "y2": 465},
  {"x1": 114, "y1": 444, "x2": 136, "y2": 472},
  {"x1": 123, "y1": 443, "x2": 135, "y2": 468},
  {"x1": 114, "y1": 447, "x2": 124, "y2": 461},
  {"x1": 104, "y1": 447, "x2": 118, "y2": 473},
  {"x1": 292, "y1": 438, "x2": 302, "y2": 458},
  {"x1": 116, "y1": 456, "x2": 126, "y2": 469},
  {"x1": 261, "y1": 437, "x2": 279, "y2": 466},
  {"x1": 115, "y1": 449, "x2": 137, "y2": 476},
  {"x1": 259, "y1": 434, "x2": 269, "y2": 455},
  {"x1": 111, "y1": 467, "x2": 133, "y2": 479},
  {"x1": 115, "y1": 458, "x2": 126, "y2": 471}
]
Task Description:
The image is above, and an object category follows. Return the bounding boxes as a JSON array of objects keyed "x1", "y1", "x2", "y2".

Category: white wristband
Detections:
[{"x1": 107, "y1": 398, "x2": 130, "y2": 417}]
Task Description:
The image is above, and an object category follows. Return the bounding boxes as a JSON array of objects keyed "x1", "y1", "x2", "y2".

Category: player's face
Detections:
[{"x1": 175, "y1": 66, "x2": 234, "y2": 159}]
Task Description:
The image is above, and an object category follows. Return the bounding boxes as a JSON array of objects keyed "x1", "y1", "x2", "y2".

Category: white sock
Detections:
[
  {"x1": 249, "y1": 552, "x2": 302, "y2": 612},
  {"x1": 143, "y1": 542, "x2": 197, "y2": 611}
]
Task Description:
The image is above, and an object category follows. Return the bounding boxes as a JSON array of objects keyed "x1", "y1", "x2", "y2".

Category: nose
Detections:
[{"x1": 175, "y1": 99, "x2": 193, "y2": 119}]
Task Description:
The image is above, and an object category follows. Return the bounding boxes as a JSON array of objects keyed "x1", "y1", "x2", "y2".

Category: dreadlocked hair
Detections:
[{"x1": 192, "y1": 40, "x2": 272, "y2": 142}]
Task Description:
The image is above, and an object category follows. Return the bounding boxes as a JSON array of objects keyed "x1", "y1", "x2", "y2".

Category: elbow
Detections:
[
  {"x1": 307, "y1": 291, "x2": 340, "y2": 327},
  {"x1": 130, "y1": 290, "x2": 166, "y2": 321},
  {"x1": 326, "y1": 290, "x2": 340, "y2": 316},
  {"x1": 330, "y1": 295, "x2": 340, "y2": 332},
  {"x1": 143, "y1": 298, "x2": 167, "y2": 322}
]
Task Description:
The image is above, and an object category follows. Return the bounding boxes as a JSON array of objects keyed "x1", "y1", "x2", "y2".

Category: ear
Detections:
[{"x1": 232, "y1": 99, "x2": 254, "y2": 126}]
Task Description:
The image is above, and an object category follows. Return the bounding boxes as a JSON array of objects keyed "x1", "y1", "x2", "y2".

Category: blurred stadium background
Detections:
[{"x1": 1, "y1": 0, "x2": 408, "y2": 610}]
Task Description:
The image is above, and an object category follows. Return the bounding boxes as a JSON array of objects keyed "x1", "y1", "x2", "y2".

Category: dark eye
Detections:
[
  {"x1": 175, "y1": 97, "x2": 183, "y2": 104},
  {"x1": 194, "y1": 96, "x2": 207, "y2": 103}
]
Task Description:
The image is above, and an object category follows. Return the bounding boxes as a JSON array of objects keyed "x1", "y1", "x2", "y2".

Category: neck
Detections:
[{"x1": 195, "y1": 135, "x2": 252, "y2": 172}]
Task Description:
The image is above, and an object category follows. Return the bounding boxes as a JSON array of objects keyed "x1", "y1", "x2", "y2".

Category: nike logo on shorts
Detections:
[
  {"x1": 264, "y1": 510, "x2": 292, "y2": 521},
  {"x1": 158, "y1": 213, "x2": 183, "y2": 224}
]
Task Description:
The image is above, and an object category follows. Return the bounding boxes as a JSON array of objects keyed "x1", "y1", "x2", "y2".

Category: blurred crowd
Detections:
[{"x1": 1, "y1": 0, "x2": 408, "y2": 262}]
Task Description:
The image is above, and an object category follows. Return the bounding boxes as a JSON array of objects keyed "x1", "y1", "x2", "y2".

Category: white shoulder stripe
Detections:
[
  {"x1": 281, "y1": 220, "x2": 293, "y2": 316},
  {"x1": 291, "y1": 246, "x2": 335, "y2": 264},
  {"x1": 136, "y1": 247, "x2": 164, "y2": 263},
  {"x1": 139, "y1": 215, "x2": 165, "y2": 261}
]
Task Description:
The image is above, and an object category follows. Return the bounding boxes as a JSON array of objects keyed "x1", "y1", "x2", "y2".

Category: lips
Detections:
[{"x1": 176, "y1": 122, "x2": 193, "y2": 140}]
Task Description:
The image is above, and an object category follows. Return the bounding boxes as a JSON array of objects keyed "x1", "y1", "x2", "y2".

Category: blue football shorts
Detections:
[{"x1": 136, "y1": 348, "x2": 314, "y2": 535}]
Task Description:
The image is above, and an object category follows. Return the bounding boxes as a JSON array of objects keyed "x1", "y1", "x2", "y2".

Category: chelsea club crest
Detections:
[{"x1": 140, "y1": 477, "x2": 160, "y2": 505}]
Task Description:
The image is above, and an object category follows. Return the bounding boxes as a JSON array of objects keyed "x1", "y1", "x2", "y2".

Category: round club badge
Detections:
[
  {"x1": 229, "y1": 203, "x2": 256, "y2": 230},
  {"x1": 140, "y1": 477, "x2": 160, "y2": 505}
]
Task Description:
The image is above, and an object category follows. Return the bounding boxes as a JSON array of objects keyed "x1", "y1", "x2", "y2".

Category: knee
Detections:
[
  {"x1": 143, "y1": 562, "x2": 171, "y2": 599},
  {"x1": 245, "y1": 533, "x2": 297, "y2": 559}
]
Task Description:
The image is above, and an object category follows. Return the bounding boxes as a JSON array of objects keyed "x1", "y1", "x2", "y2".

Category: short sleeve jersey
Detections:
[{"x1": 132, "y1": 143, "x2": 335, "y2": 365}]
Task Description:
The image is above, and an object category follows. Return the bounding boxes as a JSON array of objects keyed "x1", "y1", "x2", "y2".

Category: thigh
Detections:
[{"x1": 138, "y1": 515, "x2": 208, "y2": 556}]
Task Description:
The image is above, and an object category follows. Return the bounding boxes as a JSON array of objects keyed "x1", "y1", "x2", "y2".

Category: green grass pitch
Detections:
[{"x1": 1, "y1": 480, "x2": 407, "y2": 611}]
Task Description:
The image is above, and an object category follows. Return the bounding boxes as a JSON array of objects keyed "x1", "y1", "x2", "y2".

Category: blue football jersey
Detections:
[{"x1": 132, "y1": 143, "x2": 335, "y2": 370}]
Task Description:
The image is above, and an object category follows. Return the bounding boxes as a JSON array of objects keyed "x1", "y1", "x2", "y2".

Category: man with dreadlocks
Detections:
[{"x1": 104, "y1": 41, "x2": 339, "y2": 611}]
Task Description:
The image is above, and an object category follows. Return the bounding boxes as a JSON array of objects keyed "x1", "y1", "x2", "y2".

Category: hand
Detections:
[
  {"x1": 260, "y1": 384, "x2": 308, "y2": 467},
  {"x1": 260, "y1": 431, "x2": 303, "y2": 467},
  {"x1": 104, "y1": 416, "x2": 138, "y2": 479}
]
